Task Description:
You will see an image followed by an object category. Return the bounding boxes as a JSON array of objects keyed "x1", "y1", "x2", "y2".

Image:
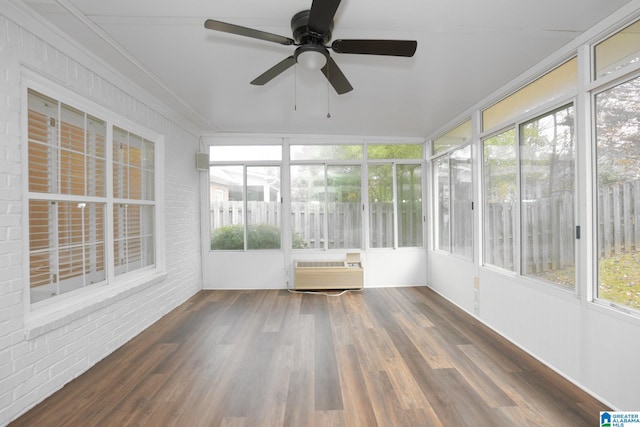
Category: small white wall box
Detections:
[
  {"x1": 195, "y1": 152, "x2": 209, "y2": 170},
  {"x1": 294, "y1": 253, "x2": 363, "y2": 290}
]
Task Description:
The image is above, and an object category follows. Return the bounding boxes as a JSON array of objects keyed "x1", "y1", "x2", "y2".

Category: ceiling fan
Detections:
[{"x1": 204, "y1": 0, "x2": 417, "y2": 95}]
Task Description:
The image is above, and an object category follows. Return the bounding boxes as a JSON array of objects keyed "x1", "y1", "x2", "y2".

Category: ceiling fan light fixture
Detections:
[{"x1": 295, "y1": 45, "x2": 328, "y2": 70}]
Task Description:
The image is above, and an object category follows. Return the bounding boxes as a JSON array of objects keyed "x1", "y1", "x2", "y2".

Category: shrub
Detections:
[
  {"x1": 211, "y1": 225, "x2": 245, "y2": 250},
  {"x1": 211, "y1": 224, "x2": 306, "y2": 250},
  {"x1": 247, "y1": 224, "x2": 281, "y2": 249}
]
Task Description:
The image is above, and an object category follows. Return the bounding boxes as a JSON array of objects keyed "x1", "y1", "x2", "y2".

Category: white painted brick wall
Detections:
[{"x1": 0, "y1": 7, "x2": 202, "y2": 425}]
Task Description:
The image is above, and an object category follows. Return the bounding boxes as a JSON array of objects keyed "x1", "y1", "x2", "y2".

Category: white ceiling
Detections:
[{"x1": 20, "y1": 0, "x2": 633, "y2": 137}]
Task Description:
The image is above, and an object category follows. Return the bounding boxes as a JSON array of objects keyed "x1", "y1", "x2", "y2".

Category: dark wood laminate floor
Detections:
[{"x1": 10, "y1": 287, "x2": 608, "y2": 426}]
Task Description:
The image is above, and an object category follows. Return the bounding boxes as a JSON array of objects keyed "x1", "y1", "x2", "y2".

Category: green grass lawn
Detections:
[
  {"x1": 599, "y1": 251, "x2": 640, "y2": 311},
  {"x1": 533, "y1": 251, "x2": 640, "y2": 312}
]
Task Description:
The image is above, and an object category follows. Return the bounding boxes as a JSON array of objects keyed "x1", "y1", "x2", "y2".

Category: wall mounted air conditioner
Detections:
[{"x1": 294, "y1": 253, "x2": 363, "y2": 290}]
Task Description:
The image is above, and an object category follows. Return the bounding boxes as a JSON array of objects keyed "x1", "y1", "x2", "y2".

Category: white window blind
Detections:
[{"x1": 27, "y1": 88, "x2": 157, "y2": 304}]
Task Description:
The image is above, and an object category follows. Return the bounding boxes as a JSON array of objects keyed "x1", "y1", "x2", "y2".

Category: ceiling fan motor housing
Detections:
[{"x1": 291, "y1": 10, "x2": 332, "y2": 45}]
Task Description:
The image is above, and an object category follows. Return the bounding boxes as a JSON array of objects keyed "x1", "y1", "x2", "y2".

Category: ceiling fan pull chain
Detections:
[{"x1": 294, "y1": 64, "x2": 298, "y2": 111}]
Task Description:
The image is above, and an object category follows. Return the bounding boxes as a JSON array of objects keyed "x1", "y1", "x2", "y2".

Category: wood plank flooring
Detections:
[{"x1": 10, "y1": 287, "x2": 608, "y2": 426}]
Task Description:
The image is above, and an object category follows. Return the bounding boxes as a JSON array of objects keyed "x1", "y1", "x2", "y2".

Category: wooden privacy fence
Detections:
[
  {"x1": 210, "y1": 201, "x2": 422, "y2": 248},
  {"x1": 484, "y1": 179, "x2": 640, "y2": 273},
  {"x1": 212, "y1": 179, "x2": 640, "y2": 259},
  {"x1": 598, "y1": 179, "x2": 640, "y2": 257},
  {"x1": 484, "y1": 195, "x2": 574, "y2": 273}
]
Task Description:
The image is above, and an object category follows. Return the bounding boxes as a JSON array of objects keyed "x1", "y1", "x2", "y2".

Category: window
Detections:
[
  {"x1": 595, "y1": 75, "x2": 640, "y2": 311},
  {"x1": 289, "y1": 144, "x2": 363, "y2": 250},
  {"x1": 397, "y1": 164, "x2": 423, "y2": 247},
  {"x1": 327, "y1": 165, "x2": 362, "y2": 249},
  {"x1": 209, "y1": 161, "x2": 282, "y2": 250},
  {"x1": 290, "y1": 164, "x2": 362, "y2": 250},
  {"x1": 482, "y1": 105, "x2": 576, "y2": 288},
  {"x1": 27, "y1": 89, "x2": 158, "y2": 304},
  {"x1": 433, "y1": 145, "x2": 473, "y2": 258},
  {"x1": 367, "y1": 144, "x2": 423, "y2": 248},
  {"x1": 207, "y1": 141, "x2": 422, "y2": 251},
  {"x1": 290, "y1": 144, "x2": 363, "y2": 161},
  {"x1": 210, "y1": 144, "x2": 281, "y2": 162},
  {"x1": 113, "y1": 128, "x2": 156, "y2": 275},
  {"x1": 433, "y1": 119, "x2": 472, "y2": 155},
  {"x1": 483, "y1": 129, "x2": 518, "y2": 271},
  {"x1": 594, "y1": 20, "x2": 640, "y2": 79},
  {"x1": 520, "y1": 106, "x2": 575, "y2": 288},
  {"x1": 451, "y1": 146, "x2": 473, "y2": 258},
  {"x1": 368, "y1": 164, "x2": 394, "y2": 248},
  {"x1": 434, "y1": 157, "x2": 450, "y2": 251},
  {"x1": 482, "y1": 58, "x2": 577, "y2": 131}
]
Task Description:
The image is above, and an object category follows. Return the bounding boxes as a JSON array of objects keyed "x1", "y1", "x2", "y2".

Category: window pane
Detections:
[
  {"x1": 291, "y1": 165, "x2": 325, "y2": 249},
  {"x1": 368, "y1": 144, "x2": 423, "y2": 160},
  {"x1": 596, "y1": 76, "x2": 640, "y2": 311},
  {"x1": 595, "y1": 20, "x2": 640, "y2": 79},
  {"x1": 28, "y1": 90, "x2": 58, "y2": 193},
  {"x1": 29, "y1": 200, "x2": 54, "y2": 302},
  {"x1": 60, "y1": 105, "x2": 85, "y2": 196},
  {"x1": 210, "y1": 166, "x2": 245, "y2": 250},
  {"x1": 28, "y1": 91, "x2": 106, "y2": 198},
  {"x1": 140, "y1": 205, "x2": 156, "y2": 269},
  {"x1": 483, "y1": 129, "x2": 517, "y2": 271},
  {"x1": 210, "y1": 145, "x2": 281, "y2": 162},
  {"x1": 113, "y1": 128, "x2": 153, "y2": 202},
  {"x1": 128, "y1": 133, "x2": 143, "y2": 200},
  {"x1": 397, "y1": 164, "x2": 423, "y2": 247},
  {"x1": 520, "y1": 106, "x2": 575, "y2": 288},
  {"x1": 369, "y1": 164, "x2": 394, "y2": 248},
  {"x1": 434, "y1": 157, "x2": 450, "y2": 251},
  {"x1": 247, "y1": 166, "x2": 281, "y2": 250},
  {"x1": 30, "y1": 200, "x2": 106, "y2": 303},
  {"x1": 451, "y1": 146, "x2": 473, "y2": 258},
  {"x1": 433, "y1": 120, "x2": 472, "y2": 155},
  {"x1": 86, "y1": 115, "x2": 106, "y2": 197},
  {"x1": 483, "y1": 58, "x2": 577, "y2": 131},
  {"x1": 113, "y1": 127, "x2": 129, "y2": 199},
  {"x1": 327, "y1": 165, "x2": 362, "y2": 249},
  {"x1": 114, "y1": 204, "x2": 154, "y2": 275},
  {"x1": 291, "y1": 145, "x2": 363, "y2": 161}
]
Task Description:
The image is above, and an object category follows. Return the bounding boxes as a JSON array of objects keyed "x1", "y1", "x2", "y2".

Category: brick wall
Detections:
[{"x1": 0, "y1": 9, "x2": 202, "y2": 425}]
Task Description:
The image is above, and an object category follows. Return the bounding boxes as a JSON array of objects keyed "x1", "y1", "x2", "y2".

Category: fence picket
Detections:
[{"x1": 211, "y1": 179, "x2": 639, "y2": 273}]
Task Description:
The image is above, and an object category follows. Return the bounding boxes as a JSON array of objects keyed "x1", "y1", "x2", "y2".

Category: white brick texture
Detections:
[{"x1": 0, "y1": 9, "x2": 202, "y2": 426}]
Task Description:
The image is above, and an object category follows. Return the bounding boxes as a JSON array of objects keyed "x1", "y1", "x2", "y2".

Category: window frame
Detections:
[
  {"x1": 208, "y1": 141, "x2": 283, "y2": 252},
  {"x1": 204, "y1": 138, "x2": 425, "y2": 252},
  {"x1": 292, "y1": 163, "x2": 364, "y2": 250},
  {"x1": 519, "y1": 104, "x2": 577, "y2": 288},
  {"x1": 480, "y1": 98, "x2": 578, "y2": 292},
  {"x1": 289, "y1": 146, "x2": 364, "y2": 251},
  {"x1": 432, "y1": 142, "x2": 474, "y2": 260},
  {"x1": 591, "y1": 69, "x2": 640, "y2": 315},
  {"x1": 362, "y1": 141, "x2": 427, "y2": 251},
  {"x1": 23, "y1": 74, "x2": 164, "y2": 312}
]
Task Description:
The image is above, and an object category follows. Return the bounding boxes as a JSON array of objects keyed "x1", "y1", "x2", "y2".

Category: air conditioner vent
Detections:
[{"x1": 293, "y1": 253, "x2": 363, "y2": 290}]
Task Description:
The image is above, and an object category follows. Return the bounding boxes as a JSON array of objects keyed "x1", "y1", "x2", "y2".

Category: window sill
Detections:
[
  {"x1": 24, "y1": 270, "x2": 168, "y2": 340},
  {"x1": 588, "y1": 299, "x2": 640, "y2": 325}
]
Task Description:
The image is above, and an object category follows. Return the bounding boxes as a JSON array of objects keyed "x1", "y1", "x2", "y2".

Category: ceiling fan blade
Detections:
[
  {"x1": 332, "y1": 39, "x2": 417, "y2": 57},
  {"x1": 321, "y1": 57, "x2": 353, "y2": 95},
  {"x1": 204, "y1": 19, "x2": 295, "y2": 46},
  {"x1": 308, "y1": 0, "x2": 341, "y2": 34},
  {"x1": 250, "y1": 56, "x2": 296, "y2": 85}
]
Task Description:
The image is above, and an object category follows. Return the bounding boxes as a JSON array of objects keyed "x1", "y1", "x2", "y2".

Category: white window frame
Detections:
[
  {"x1": 590, "y1": 69, "x2": 640, "y2": 315},
  {"x1": 480, "y1": 98, "x2": 578, "y2": 292},
  {"x1": 22, "y1": 72, "x2": 165, "y2": 316},
  {"x1": 432, "y1": 142, "x2": 474, "y2": 260}
]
